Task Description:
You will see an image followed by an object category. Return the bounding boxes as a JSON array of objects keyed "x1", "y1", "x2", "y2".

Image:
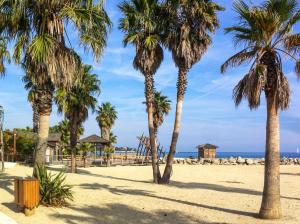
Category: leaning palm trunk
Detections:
[
  {"x1": 70, "y1": 117, "x2": 78, "y2": 173},
  {"x1": 259, "y1": 95, "x2": 282, "y2": 219},
  {"x1": 32, "y1": 103, "x2": 39, "y2": 133},
  {"x1": 161, "y1": 68, "x2": 187, "y2": 184},
  {"x1": 145, "y1": 74, "x2": 161, "y2": 183}
]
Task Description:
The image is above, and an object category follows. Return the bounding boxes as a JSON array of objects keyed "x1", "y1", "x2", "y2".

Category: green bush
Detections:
[{"x1": 35, "y1": 165, "x2": 73, "y2": 207}]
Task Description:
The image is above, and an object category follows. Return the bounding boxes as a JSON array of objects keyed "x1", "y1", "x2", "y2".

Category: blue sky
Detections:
[{"x1": 0, "y1": 0, "x2": 299, "y2": 152}]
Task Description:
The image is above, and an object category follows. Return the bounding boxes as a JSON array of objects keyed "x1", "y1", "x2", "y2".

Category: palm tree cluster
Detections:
[
  {"x1": 119, "y1": 0, "x2": 223, "y2": 183},
  {"x1": 0, "y1": 0, "x2": 111, "y2": 173}
]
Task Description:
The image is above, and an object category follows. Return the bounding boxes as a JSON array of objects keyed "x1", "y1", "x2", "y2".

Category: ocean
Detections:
[{"x1": 174, "y1": 152, "x2": 300, "y2": 159}]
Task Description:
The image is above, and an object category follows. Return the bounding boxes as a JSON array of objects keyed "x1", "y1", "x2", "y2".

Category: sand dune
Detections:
[{"x1": 0, "y1": 165, "x2": 299, "y2": 224}]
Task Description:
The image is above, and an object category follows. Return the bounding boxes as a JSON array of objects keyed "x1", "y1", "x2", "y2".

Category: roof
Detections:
[
  {"x1": 48, "y1": 133, "x2": 62, "y2": 142},
  {"x1": 78, "y1": 134, "x2": 110, "y2": 144},
  {"x1": 197, "y1": 143, "x2": 218, "y2": 149},
  {"x1": 17, "y1": 131, "x2": 61, "y2": 142}
]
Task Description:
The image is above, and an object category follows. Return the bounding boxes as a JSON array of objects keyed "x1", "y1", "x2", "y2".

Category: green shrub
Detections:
[{"x1": 35, "y1": 165, "x2": 73, "y2": 207}]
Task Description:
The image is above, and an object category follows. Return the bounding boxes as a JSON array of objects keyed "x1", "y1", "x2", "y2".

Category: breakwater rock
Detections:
[{"x1": 171, "y1": 157, "x2": 300, "y2": 165}]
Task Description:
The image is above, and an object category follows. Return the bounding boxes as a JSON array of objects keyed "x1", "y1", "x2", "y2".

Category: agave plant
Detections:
[{"x1": 35, "y1": 165, "x2": 73, "y2": 207}]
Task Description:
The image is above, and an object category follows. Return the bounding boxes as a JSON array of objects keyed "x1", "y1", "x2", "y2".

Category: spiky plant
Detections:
[
  {"x1": 35, "y1": 165, "x2": 73, "y2": 207},
  {"x1": 221, "y1": 0, "x2": 300, "y2": 219}
]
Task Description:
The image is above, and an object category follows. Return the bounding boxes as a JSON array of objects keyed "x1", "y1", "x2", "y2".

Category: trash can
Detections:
[{"x1": 14, "y1": 178, "x2": 40, "y2": 216}]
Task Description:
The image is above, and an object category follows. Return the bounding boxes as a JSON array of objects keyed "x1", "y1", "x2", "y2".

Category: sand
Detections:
[{"x1": 0, "y1": 164, "x2": 299, "y2": 224}]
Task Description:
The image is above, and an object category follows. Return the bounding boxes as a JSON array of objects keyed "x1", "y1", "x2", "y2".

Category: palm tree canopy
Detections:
[
  {"x1": 23, "y1": 73, "x2": 38, "y2": 104},
  {"x1": 162, "y1": 0, "x2": 224, "y2": 69},
  {"x1": 221, "y1": 0, "x2": 300, "y2": 110},
  {"x1": 119, "y1": 0, "x2": 164, "y2": 75},
  {"x1": 0, "y1": 0, "x2": 111, "y2": 87},
  {"x1": 55, "y1": 64, "x2": 101, "y2": 123},
  {"x1": 96, "y1": 102, "x2": 118, "y2": 129},
  {"x1": 0, "y1": 37, "x2": 11, "y2": 75}
]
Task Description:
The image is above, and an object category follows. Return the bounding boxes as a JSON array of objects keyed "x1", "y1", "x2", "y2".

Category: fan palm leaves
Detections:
[
  {"x1": 23, "y1": 74, "x2": 40, "y2": 133},
  {"x1": 221, "y1": 0, "x2": 300, "y2": 219},
  {"x1": 119, "y1": 0, "x2": 164, "y2": 183},
  {"x1": 160, "y1": 0, "x2": 223, "y2": 184},
  {"x1": 55, "y1": 64, "x2": 100, "y2": 173},
  {"x1": 96, "y1": 102, "x2": 117, "y2": 141},
  {"x1": 0, "y1": 37, "x2": 10, "y2": 75}
]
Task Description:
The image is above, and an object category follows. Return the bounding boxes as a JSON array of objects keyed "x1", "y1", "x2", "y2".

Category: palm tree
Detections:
[
  {"x1": 109, "y1": 132, "x2": 117, "y2": 147},
  {"x1": 153, "y1": 91, "x2": 171, "y2": 138},
  {"x1": 96, "y1": 102, "x2": 117, "y2": 141},
  {"x1": 23, "y1": 75, "x2": 39, "y2": 133},
  {"x1": 160, "y1": 0, "x2": 223, "y2": 184},
  {"x1": 55, "y1": 64, "x2": 100, "y2": 173},
  {"x1": 119, "y1": 0, "x2": 164, "y2": 183},
  {"x1": 143, "y1": 91, "x2": 171, "y2": 138},
  {"x1": 0, "y1": 37, "x2": 10, "y2": 75},
  {"x1": 0, "y1": 0, "x2": 111, "y2": 170},
  {"x1": 221, "y1": 0, "x2": 300, "y2": 219}
]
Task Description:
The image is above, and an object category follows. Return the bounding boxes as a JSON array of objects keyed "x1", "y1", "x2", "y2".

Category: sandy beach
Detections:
[{"x1": 0, "y1": 165, "x2": 299, "y2": 224}]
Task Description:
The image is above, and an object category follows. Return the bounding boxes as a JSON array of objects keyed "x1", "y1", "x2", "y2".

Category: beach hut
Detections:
[
  {"x1": 196, "y1": 144, "x2": 218, "y2": 159},
  {"x1": 78, "y1": 135, "x2": 110, "y2": 157}
]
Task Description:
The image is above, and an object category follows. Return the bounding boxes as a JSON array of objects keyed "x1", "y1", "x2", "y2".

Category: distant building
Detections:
[{"x1": 196, "y1": 144, "x2": 218, "y2": 159}]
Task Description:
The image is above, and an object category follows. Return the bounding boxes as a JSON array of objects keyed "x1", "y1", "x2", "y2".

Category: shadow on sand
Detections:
[
  {"x1": 49, "y1": 203, "x2": 231, "y2": 224},
  {"x1": 78, "y1": 182, "x2": 257, "y2": 219},
  {"x1": 76, "y1": 169, "x2": 300, "y2": 201}
]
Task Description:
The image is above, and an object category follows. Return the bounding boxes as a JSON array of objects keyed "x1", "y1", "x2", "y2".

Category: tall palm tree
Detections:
[
  {"x1": 119, "y1": 0, "x2": 164, "y2": 183},
  {"x1": 0, "y1": 0, "x2": 111, "y2": 170},
  {"x1": 23, "y1": 75, "x2": 39, "y2": 133},
  {"x1": 221, "y1": 0, "x2": 300, "y2": 219},
  {"x1": 160, "y1": 0, "x2": 223, "y2": 184},
  {"x1": 0, "y1": 37, "x2": 10, "y2": 75},
  {"x1": 96, "y1": 102, "x2": 117, "y2": 141},
  {"x1": 55, "y1": 64, "x2": 100, "y2": 173}
]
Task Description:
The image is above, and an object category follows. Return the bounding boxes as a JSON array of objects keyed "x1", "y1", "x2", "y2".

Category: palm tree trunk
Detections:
[
  {"x1": 259, "y1": 95, "x2": 282, "y2": 219},
  {"x1": 70, "y1": 116, "x2": 78, "y2": 173},
  {"x1": 145, "y1": 74, "x2": 161, "y2": 183},
  {"x1": 161, "y1": 68, "x2": 187, "y2": 184},
  {"x1": 32, "y1": 103, "x2": 39, "y2": 133},
  {"x1": 33, "y1": 86, "x2": 53, "y2": 176},
  {"x1": 34, "y1": 114, "x2": 50, "y2": 168},
  {"x1": 101, "y1": 127, "x2": 109, "y2": 141},
  {"x1": 1, "y1": 130, "x2": 4, "y2": 172}
]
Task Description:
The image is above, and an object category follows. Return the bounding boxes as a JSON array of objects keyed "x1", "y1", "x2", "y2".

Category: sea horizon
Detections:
[{"x1": 173, "y1": 151, "x2": 300, "y2": 159}]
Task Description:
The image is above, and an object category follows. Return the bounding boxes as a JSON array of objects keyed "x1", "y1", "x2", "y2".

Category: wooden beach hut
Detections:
[
  {"x1": 78, "y1": 134, "x2": 110, "y2": 157},
  {"x1": 196, "y1": 144, "x2": 218, "y2": 159}
]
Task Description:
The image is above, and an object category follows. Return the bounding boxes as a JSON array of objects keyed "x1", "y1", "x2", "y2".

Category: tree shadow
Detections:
[
  {"x1": 281, "y1": 172, "x2": 300, "y2": 176},
  {"x1": 1, "y1": 202, "x2": 21, "y2": 213},
  {"x1": 0, "y1": 173, "x2": 19, "y2": 195},
  {"x1": 78, "y1": 183, "x2": 257, "y2": 219},
  {"x1": 76, "y1": 169, "x2": 300, "y2": 201},
  {"x1": 49, "y1": 203, "x2": 231, "y2": 224}
]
